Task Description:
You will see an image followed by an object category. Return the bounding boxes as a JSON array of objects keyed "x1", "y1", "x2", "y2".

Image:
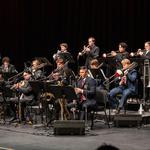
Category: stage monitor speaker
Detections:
[
  {"x1": 114, "y1": 114, "x2": 142, "y2": 127},
  {"x1": 53, "y1": 120, "x2": 85, "y2": 135}
]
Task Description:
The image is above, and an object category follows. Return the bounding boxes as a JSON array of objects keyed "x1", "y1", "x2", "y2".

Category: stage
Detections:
[{"x1": 0, "y1": 118, "x2": 150, "y2": 150}]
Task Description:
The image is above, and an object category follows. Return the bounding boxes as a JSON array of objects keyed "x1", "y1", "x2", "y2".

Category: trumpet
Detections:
[
  {"x1": 103, "y1": 62, "x2": 138, "y2": 86},
  {"x1": 130, "y1": 49, "x2": 144, "y2": 57},
  {"x1": 102, "y1": 50, "x2": 119, "y2": 58},
  {"x1": 78, "y1": 45, "x2": 90, "y2": 56}
]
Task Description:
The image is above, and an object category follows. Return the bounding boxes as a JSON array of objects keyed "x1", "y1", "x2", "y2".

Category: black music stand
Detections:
[
  {"x1": 90, "y1": 69, "x2": 106, "y2": 81},
  {"x1": 43, "y1": 83, "x2": 77, "y2": 125},
  {"x1": 2, "y1": 72, "x2": 17, "y2": 81}
]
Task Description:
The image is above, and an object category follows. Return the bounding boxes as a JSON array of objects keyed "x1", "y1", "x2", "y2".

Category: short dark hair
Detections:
[
  {"x1": 2, "y1": 57, "x2": 10, "y2": 63},
  {"x1": 119, "y1": 42, "x2": 128, "y2": 49},
  {"x1": 24, "y1": 70, "x2": 32, "y2": 75},
  {"x1": 88, "y1": 37, "x2": 96, "y2": 43},
  {"x1": 80, "y1": 66, "x2": 88, "y2": 71}
]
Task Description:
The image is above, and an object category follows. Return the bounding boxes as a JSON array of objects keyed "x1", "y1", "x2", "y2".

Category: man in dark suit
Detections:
[
  {"x1": 74, "y1": 66, "x2": 96, "y2": 120},
  {"x1": 9, "y1": 70, "x2": 35, "y2": 122},
  {"x1": 0, "y1": 57, "x2": 17, "y2": 73},
  {"x1": 78, "y1": 37, "x2": 100, "y2": 68},
  {"x1": 53, "y1": 43, "x2": 74, "y2": 67},
  {"x1": 109, "y1": 59, "x2": 138, "y2": 114},
  {"x1": 138, "y1": 41, "x2": 150, "y2": 59},
  {"x1": 30, "y1": 59, "x2": 45, "y2": 80}
]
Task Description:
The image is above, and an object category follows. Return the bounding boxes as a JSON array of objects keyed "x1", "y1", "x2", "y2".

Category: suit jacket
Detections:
[
  {"x1": 118, "y1": 69, "x2": 138, "y2": 94},
  {"x1": 142, "y1": 50, "x2": 150, "y2": 59},
  {"x1": 18, "y1": 80, "x2": 35, "y2": 104},
  {"x1": 77, "y1": 77, "x2": 96, "y2": 102},
  {"x1": 85, "y1": 45, "x2": 100, "y2": 68},
  {"x1": 115, "y1": 51, "x2": 129, "y2": 69},
  {"x1": 32, "y1": 69, "x2": 45, "y2": 80},
  {"x1": 0, "y1": 64, "x2": 17, "y2": 73}
]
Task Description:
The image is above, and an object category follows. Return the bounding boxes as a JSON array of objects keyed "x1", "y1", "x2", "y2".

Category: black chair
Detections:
[{"x1": 91, "y1": 88, "x2": 110, "y2": 129}]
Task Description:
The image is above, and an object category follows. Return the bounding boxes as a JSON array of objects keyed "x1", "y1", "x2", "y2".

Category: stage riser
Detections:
[{"x1": 114, "y1": 115, "x2": 142, "y2": 127}]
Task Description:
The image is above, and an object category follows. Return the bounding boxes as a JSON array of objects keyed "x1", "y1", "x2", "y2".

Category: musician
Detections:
[
  {"x1": 9, "y1": 70, "x2": 35, "y2": 122},
  {"x1": 53, "y1": 43, "x2": 74, "y2": 65},
  {"x1": 109, "y1": 59, "x2": 138, "y2": 114},
  {"x1": 48, "y1": 58, "x2": 74, "y2": 85},
  {"x1": 79, "y1": 37, "x2": 100, "y2": 68},
  {"x1": 30, "y1": 59, "x2": 45, "y2": 80},
  {"x1": 0, "y1": 57, "x2": 17, "y2": 74},
  {"x1": 90, "y1": 59, "x2": 109, "y2": 105},
  {"x1": 138, "y1": 41, "x2": 150, "y2": 59},
  {"x1": 89, "y1": 59, "x2": 106, "y2": 87},
  {"x1": 74, "y1": 66, "x2": 96, "y2": 120}
]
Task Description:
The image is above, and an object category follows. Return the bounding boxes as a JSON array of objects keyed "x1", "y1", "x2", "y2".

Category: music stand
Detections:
[
  {"x1": 2, "y1": 72, "x2": 17, "y2": 81},
  {"x1": 90, "y1": 69, "x2": 106, "y2": 80}
]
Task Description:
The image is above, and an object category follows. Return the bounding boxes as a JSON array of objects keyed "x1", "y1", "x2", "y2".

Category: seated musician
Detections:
[
  {"x1": 30, "y1": 59, "x2": 45, "y2": 80},
  {"x1": 53, "y1": 43, "x2": 74, "y2": 65},
  {"x1": 0, "y1": 57, "x2": 18, "y2": 74},
  {"x1": 90, "y1": 59, "x2": 108, "y2": 103},
  {"x1": 109, "y1": 59, "x2": 138, "y2": 114},
  {"x1": 73, "y1": 66, "x2": 96, "y2": 120},
  {"x1": 48, "y1": 58, "x2": 74, "y2": 85},
  {"x1": 47, "y1": 59, "x2": 74, "y2": 122},
  {"x1": 9, "y1": 70, "x2": 35, "y2": 122}
]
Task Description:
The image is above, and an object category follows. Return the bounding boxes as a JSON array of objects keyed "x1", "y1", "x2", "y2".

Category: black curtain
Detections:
[{"x1": 0, "y1": 0, "x2": 150, "y2": 71}]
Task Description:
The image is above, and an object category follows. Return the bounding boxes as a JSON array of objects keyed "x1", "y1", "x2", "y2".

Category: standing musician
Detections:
[
  {"x1": 138, "y1": 41, "x2": 150, "y2": 59},
  {"x1": 9, "y1": 70, "x2": 35, "y2": 122},
  {"x1": 73, "y1": 66, "x2": 96, "y2": 120},
  {"x1": 30, "y1": 59, "x2": 45, "y2": 80},
  {"x1": 78, "y1": 37, "x2": 100, "y2": 68},
  {"x1": 109, "y1": 59, "x2": 138, "y2": 114},
  {"x1": 0, "y1": 57, "x2": 18, "y2": 74},
  {"x1": 103, "y1": 42, "x2": 129, "y2": 69},
  {"x1": 53, "y1": 43, "x2": 74, "y2": 65}
]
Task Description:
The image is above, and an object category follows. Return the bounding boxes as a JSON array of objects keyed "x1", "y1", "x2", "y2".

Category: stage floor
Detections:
[{"x1": 0, "y1": 122, "x2": 150, "y2": 150}]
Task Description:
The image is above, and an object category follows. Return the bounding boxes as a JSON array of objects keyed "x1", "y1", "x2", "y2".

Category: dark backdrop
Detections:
[{"x1": 0, "y1": 0, "x2": 150, "y2": 71}]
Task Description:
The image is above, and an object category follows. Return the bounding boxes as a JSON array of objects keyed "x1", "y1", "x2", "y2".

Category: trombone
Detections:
[{"x1": 103, "y1": 62, "x2": 138, "y2": 86}]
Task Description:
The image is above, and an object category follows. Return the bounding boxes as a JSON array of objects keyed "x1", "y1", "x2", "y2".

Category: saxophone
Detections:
[{"x1": 59, "y1": 95, "x2": 70, "y2": 120}]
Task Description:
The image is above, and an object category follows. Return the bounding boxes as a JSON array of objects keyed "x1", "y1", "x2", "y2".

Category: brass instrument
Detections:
[
  {"x1": 103, "y1": 50, "x2": 119, "y2": 58},
  {"x1": 78, "y1": 45, "x2": 90, "y2": 56},
  {"x1": 10, "y1": 80, "x2": 27, "y2": 90},
  {"x1": 130, "y1": 49, "x2": 143, "y2": 57},
  {"x1": 103, "y1": 62, "x2": 138, "y2": 86},
  {"x1": 41, "y1": 92, "x2": 55, "y2": 102},
  {"x1": 59, "y1": 96, "x2": 70, "y2": 120}
]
